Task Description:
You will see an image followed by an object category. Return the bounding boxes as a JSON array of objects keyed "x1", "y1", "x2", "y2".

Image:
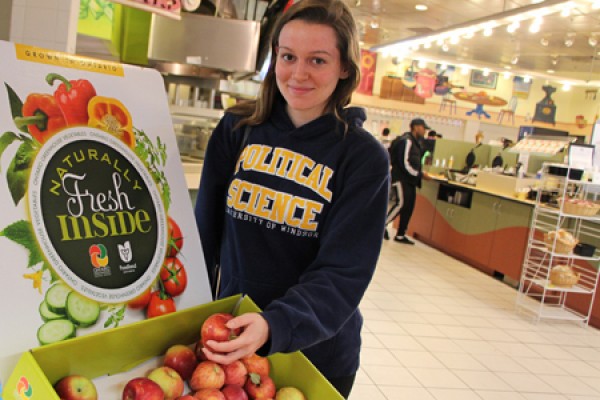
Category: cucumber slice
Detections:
[
  {"x1": 39, "y1": 300, "x2": 65, "y2": 322},
  {"x1": 66, "y1": 292, "x2": 100, "y2": 327},
  {"x1": 45, "y1": 283, "x2": 72, "y2": 314},
  {"x1": 37, "y1": 319, "x2": 76, "y2": 345}
]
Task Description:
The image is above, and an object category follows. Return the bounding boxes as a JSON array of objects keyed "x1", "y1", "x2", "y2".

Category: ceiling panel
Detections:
[{"x1": 350, "y1": 0, "x2": 600, "y2": 82}]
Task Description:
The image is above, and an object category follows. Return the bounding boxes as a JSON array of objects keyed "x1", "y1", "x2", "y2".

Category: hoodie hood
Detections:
[
  {"x1": 341, "y1": 106, "x2": 366, "y2": 128},
  {"x1": 269, "y1": 96, "x2": 367, "y2": 136}
]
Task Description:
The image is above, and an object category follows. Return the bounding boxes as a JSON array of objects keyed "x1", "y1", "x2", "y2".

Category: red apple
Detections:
[
  {"x1": 164, "y1": 344, "x2": 198, "y2": 380},
  {"x1": 175, "y1": 396, "x2": 196, "y2": 400},
  {"x1": 244, "y1": 374, "x2": 275, "y2": 400},
  {"x1": 195, "y1": 341, "x2": 209, "y2": 362},
  {"x1": 241, "y1": 354, "x2": 270, "y2": 377},
  {"x1": 223, "y1": 360, "x2": 247, "y2": 386},
  {"x1": 275, "y1": 387, "x2": 306, "y2": 400},
  {"x1": 148, "y1": 366, "x2": 184, "y2": 400},
  {"x1": 193, "y1": 388, "x2": 226, "y2": 400},
  {"x1": 122, "y1": 377, "x2": 164, "y2": 400},
  {"x1": 190, "y1": 361, "x2": 225, "y2": 391},
  {"x1": 201, "y1": 313, "x2": 241, "y2": 348},
  {"x1": 221, "y1": 385, "x2": 248, "y2": 400},
  {"x1": 54, "y1": 375, "x2": 98, "y2": 400}
]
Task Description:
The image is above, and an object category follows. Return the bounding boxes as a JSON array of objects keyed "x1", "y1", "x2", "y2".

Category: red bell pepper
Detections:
[
  {"x1": 14, "y1": 94, "x2": 67, "y2": 143},
  {"x1": 46, "y1": 73, "x2": 97, "y2": 126}
]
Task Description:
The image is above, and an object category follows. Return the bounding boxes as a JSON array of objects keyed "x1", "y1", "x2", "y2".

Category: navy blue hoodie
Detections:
[{"x1": 194, "y1": 98, "x2": 389, "y2": 379}]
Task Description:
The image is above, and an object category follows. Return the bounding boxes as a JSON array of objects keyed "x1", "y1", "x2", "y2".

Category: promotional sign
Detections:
[
  {"x1": 0, "y1": 41, "x2": 212, "y2": 384},
  {"x1": 111, "y1": 0, "x2": 181, "y2": 20},
  {"x1": 356, "y1": 49, "x2": 377, "y2": 96}
]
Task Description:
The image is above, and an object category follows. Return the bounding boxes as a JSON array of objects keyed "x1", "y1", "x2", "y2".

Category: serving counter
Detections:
[
  {"x1": 408, "y1": 177, "x2": 535, "y2": 284},
  {"x1": 409, "y1": 177, "x2": 600, "y2": 328}
]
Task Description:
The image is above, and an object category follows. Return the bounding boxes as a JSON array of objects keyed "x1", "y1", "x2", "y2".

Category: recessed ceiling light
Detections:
[
  {"x1": 531, "y1": 0, "x2": 545, "y2": 4},
  {"x1": 415, "y1": 4, "x2": 428, "y2": 11},
  {"x1": 540, "y1": 38, "x2": 549, "y2": 46},
  {"x1": 547, "y1": 69, "x2": 555, "y2": 73}
]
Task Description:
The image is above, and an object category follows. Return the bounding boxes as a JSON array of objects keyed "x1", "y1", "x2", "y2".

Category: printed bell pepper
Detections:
[
  {"x1": 46, "y1": 73, "x2": 97, "y2": 126},
  {"x1": 14, "y1": 93, "x2": 67, "y2": 143},
  {"x1": 87, "y1": 96, "x2": 135, "y2": 148}
]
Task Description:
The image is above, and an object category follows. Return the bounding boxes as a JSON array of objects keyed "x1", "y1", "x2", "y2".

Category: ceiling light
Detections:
[
  {"x1": 450, "y1": 36, "x2": 460, "y2": 45},
  {"x1": 418, "y1": 59, "x2": 428, "y2": 68},
  {"x1": 507, "y1": 22, "x2": 520, "y2": 33},
  {"x1": 482, "y1": 68, "x2": 490, "y2": 77},
  {"x1": 523, "y1": 75, "x2": 531, "y2": 83},
  {"x1": 503, "y1": 71, "x2": 511, "y2": 79},
  {"x1": 441, "y1": 63, "x2": 448, "y2": 70},
  {"x1": 529, "y1": 22, "x2": 541, "y2": 33},
  {"x1": 560, "y1": 7, "x2": 571, "y2": 17},
  {"x1": 594, "y1": 1, "x2": 600, "y2": 10},
  {"x1": 436, "y1": 38, "x2": 444, "y2": 46},
  {"x1": 463, "y1": 32, "x2": 475, "y2": 39},
  {"x1": 563, "y1": 83, "x2": 572, "y2": 91},
  {"x1": 442, "y1": 43, "x2": 449, "y2": 52},
  {"x1": 483, "y1": 27, "x2": 493, "y2": 37},
  {"x1": 424, "y1": 42, "x2": 432, "y2": 49},
  {"x1": 552, "y1": 57, "x2": 559, "y2": 65},
  {"x1": 511, "y1": 55, "x2": 519, "y2": 64},
  {"x1": 531, "y1": 0, "x2": 545, "y2": 3},
  {"x1": 547, "y1": 69, "x2": 555, "y2": 73},
  {"x1": 565, "y1": 37, "x2": 574, "y2": 47},
  {"x1": 415, "y1": 4, "x2": 428, "y2": 11},
  {"x1": 461, "y1": 66, "x2": 470, "y2": 75},
  {"x1": 590, "y1": 37, "x2": 598, "y2": 47},
  {"x1": 540, "y1": 37, "x2": 549, "y2": 46}
]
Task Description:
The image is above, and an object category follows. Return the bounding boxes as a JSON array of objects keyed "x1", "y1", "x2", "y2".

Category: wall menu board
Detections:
[{"x1": 0, "y1": 40, "x2": 212, "y2": 385}]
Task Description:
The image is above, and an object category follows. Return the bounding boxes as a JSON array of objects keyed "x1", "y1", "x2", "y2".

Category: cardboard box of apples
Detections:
[{"x1": 2, "y1": 295, "x2": 342, "y2": 399}]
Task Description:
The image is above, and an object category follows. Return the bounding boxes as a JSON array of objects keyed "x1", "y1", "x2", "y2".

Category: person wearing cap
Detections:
[{"x1": 385, "y1": 118, "x2": 431, "y2": 244}]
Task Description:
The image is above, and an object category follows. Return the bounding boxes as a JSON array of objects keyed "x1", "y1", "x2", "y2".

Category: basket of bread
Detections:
[
  {"x1": 559, "y1": 198, "x2": 600, "y2": 217},
  {"x1": 544, "y1": 229, "x2": 578, "y2": 254},
  {"x1": 550, "y1": 264, "x2": 580, "y2": 288}
]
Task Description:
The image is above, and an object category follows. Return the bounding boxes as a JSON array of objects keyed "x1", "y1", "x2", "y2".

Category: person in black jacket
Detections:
[
  {"x1": 385, "y1": 118, "x2": 431, "y2": 244},
  {"x1": 194, "y1": 0, "x2": 389, "y2": 398}
]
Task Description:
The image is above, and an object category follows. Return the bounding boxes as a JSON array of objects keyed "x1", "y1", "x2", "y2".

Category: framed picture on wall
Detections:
[
  {"x1": 470, "y1": 69, "x2": 498, "y2": 89},
  {"x1": 512, "y1": 76, "x2": 533, "y2": 99}
]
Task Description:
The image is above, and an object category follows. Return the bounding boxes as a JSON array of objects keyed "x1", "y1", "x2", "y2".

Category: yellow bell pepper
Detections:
[{"x1": 87, "y1": 96, "x2": 135, "y2": 148}]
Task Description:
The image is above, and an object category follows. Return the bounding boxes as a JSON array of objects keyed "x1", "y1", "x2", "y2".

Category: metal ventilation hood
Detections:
[{"x1": 148, "y1": 13, "x2": 260, "y2": 76}]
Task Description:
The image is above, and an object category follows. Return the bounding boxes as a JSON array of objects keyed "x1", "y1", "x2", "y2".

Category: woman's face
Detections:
[{"x1": 275, "y1": 20, "x2": 348, "y2": 127}]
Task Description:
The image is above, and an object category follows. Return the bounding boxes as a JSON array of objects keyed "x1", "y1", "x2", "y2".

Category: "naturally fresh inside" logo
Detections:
[{"x1": 28, "y1": 128, "x2": 167, "y2": 303}]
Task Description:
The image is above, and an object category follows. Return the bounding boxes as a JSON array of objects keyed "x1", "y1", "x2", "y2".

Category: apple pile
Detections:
[
  {"x1": 122, "y1": 312, "x2": 307, "y2": 400},
  {"x1": 53, "y1": 312, "x2": 307, "y2": 400}
]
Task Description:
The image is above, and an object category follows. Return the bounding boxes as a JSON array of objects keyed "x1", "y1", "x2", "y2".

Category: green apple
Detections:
[
  {"x1": 276, "y1": 386, "x2": 306, "y2": 400},
  {"x1": 148, "y1": 366, "x2": 184, "y2": 400},
  {"x1": 54, "y1": 375, "x2": 98, "y2": 400}
]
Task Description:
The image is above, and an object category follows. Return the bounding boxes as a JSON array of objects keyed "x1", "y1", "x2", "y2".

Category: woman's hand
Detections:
[{"x1": 202, "y1": 312, "x2": 270, "y2": 365}]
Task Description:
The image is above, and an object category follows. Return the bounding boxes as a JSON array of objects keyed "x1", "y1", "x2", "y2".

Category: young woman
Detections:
[{"x1": 194, "y1": 0, "x2": 389, "y2": 396}]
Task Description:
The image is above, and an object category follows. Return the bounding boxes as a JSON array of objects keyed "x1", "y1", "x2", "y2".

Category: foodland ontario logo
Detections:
[
  {"x1": 89, "y1": 244, "x2": 108, "y2": 267},
  {"x1": 14, "y1": 376, "x2": 32, "y2": 399}
]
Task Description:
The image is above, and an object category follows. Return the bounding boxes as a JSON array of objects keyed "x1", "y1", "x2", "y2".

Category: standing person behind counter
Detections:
[
  {"x1": 194, "y1": 0, "x2": 390, "y2": 397},
  {"x1": 384, "y1": 118, "x2": 431, "y2": 244},
  {"x1": 379, "y1": 127, "x2": 393, "y2": 149}
]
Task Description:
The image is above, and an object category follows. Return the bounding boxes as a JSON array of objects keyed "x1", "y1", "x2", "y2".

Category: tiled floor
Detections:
[{"x1": 350, "y1": 239, "x2": 600, "y2": 400}]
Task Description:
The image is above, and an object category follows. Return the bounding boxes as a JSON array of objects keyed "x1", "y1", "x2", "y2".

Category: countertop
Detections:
[
  {"x1": 183, "y1": 161, "x2": 202, "y2": 190},
  {"x1": 428, "y1": 174, "x2": 536, "y2": 206}
]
